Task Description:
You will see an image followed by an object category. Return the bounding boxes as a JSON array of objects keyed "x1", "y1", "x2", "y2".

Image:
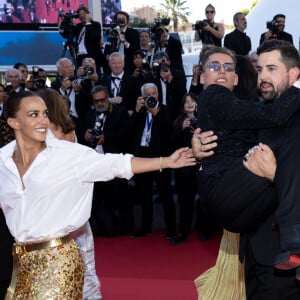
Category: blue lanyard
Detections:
[{"x1": 146, "y1": 112, "x2": 153, "y2": 132}]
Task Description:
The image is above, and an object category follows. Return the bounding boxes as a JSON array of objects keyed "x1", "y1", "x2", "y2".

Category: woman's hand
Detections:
[{"x1": 163, "y1": 147, "x2": 196, "y2": 169}]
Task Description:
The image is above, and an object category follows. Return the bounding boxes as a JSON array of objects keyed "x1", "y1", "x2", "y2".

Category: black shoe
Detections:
[
  {"x1": 164, "y1": 232, "x2": 176, "y2": 240},
  {"x1": 130, "y1": 230, "x2": 151, "y2": 239},
  {"x1": 171, "y1": 233, "x2": 188, "y2": 245}
]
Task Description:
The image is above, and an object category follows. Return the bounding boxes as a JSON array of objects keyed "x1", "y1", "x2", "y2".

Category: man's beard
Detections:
[{"x1": 259, "y1": 81, "x2": 288, "y2": 101}]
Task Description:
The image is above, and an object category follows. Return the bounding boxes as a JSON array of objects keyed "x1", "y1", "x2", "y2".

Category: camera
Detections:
[
  {"x1": 58, "y1": 9, "x2": 78, "y2": 40},
  {"x1": 266, "y1": 20, "x2": 279, "y2": 33},
  {"x1": 31, "y1": 66, "x2": 46, "y2": 89},
  {"x1": 152, "y1": 62, "x2": 169, "y2": 74},
  {"x1": 192, "y1": 20, "x2": 210, "y2": 30},
  {"x1": 149, "y1": 15, "x2": 170, "y2": 43},
  {"x1": 144, "y1": 96, "x2": 157, "y2": 108},
  {"x1": 84, "y1": 65, "x2": 95, "y2": 75},
  {"x1": 189, "y1": 117, "x2": 198, "y2": 129},
  {"x1": 89, "y1": 118, "x2": 104, "y2": 147}
]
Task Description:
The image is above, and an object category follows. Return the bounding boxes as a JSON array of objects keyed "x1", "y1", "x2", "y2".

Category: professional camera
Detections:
[
  {"x1": 149, "y1": 15, "x2": 170, "y2": 43},
  {"x1": 144, "y1": 95, "x2": 157, "y2": 108},
  {"x1": 31, "y1": 66, "x2": 46, "y2": 89},
  {"x1": 103, "y1": 24, "x2": 120, "y2": 53},
  {"x1": 58, "y1": 9, "x2": 78, "y2": 40},
  {"x1": 84, "y1": 65, "x2": 95, "y2": 75},
  {"x1": 152, "y1": 62, "x2": 169, "y2": 74},
  {"x1": 192, "y1": 20, "x2": 210, "y2": 30},
  {"x1": 266, "y1": 20, "x2": 279, "y2": 33},
  {"x1": 89, "y1": 117, "x2": 104, "y2": 147}
]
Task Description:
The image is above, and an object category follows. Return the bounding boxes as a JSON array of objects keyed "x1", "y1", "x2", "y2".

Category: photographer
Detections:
[
  {"x1": 130, "y1": 83, "x2": 176, "y2": 239},
  {"x1": 51, "y1": 57, "x2": 91, "y2": 143},
  {"x1": 74, "y1": 6, "x2": 107, "y2": 74},
  {"x1": 82, "y1": 85, "x2": 132, "y2": 236},
  {"x1": 104, "y1": 11, "x2": 139, "y2": 71},
  {"x1": 194, "y1": 4, "x2": 224, "y2": 46},
  {"x1": 148, "y1": 51, "x2": 187, "y2": 121},
  {"x1": 154, "y1": 27, "x2": 184, "y2": 73},
  {"x1": 259, "y1": 14, "x2": 293, "y2": 45},
  {"x1": 26, "y1": 67, "x2": 48, "y2": 91}
]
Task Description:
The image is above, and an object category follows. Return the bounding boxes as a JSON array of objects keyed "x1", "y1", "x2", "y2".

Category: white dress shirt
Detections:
[{"x1": 0, "y1": 131, "x2": 133, "y2": 242}]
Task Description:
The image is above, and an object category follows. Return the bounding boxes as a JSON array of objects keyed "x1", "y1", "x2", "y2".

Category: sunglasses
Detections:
[
  {"x1": 206, "y1": 61, "x2": 236, "y2": 72},
  {"x1": 206, "y1": 10, "x2": 215, "y2": 14}
]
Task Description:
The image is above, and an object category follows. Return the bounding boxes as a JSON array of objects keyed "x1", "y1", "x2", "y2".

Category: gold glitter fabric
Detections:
[
  {"x1": 194, "y1": 229, "x2": 246, "y2": 300},
  {"x1": 5, "y1": 237, "x2": 84, "y2": 300}
]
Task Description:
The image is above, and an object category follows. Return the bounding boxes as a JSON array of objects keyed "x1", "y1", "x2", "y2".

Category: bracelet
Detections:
[{"x1": 159, "y1": 156, "x2": 163, "y2": 172}]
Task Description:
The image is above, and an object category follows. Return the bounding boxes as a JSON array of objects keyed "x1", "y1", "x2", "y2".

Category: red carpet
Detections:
[{"x1": 94, "y1": 231, "x2": 221, "y2": 299}]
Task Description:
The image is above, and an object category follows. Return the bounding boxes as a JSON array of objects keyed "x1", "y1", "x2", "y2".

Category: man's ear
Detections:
[{"x1": 288, "y1": 67, "x2": 300, "y2": 85}]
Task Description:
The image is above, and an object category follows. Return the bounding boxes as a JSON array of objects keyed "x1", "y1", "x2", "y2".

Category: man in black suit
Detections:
[
  {"x1": 259, "y1": 14, "x2": 293, "y2": 45},
  {"x1": 74, "y1": 6, "x2": 107, "y2": 74},
  {"x1": 105, "y1": 10, "x2": 140, "y2": 71},
  {"x1": 51, "y1": 57, "x2": 91, "y2": 143},
  {"x1": 100, "y1": 52, "x2": 140, "y2": 114},
  {"x1": 82, "y1": 85, "x2": 132, "y2": 236},
  {"x1": 130, "y1": 82, "x2": 176, "y2": 239},
  {"x1": 192, "y1": 40, "x2": 300, "y2": 299},
  {"x1": 149, "y1": 51, "x2": 186, "y2": 121},
  {"x1": 154, "y1": 27, "x2": 185, "y2": 73}
]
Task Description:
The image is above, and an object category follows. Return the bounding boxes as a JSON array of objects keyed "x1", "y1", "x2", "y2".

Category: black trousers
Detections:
[
  {"x1": 245, "y1": 238, "x2": 300, "y2": 300},
  {"x1": 0, "y1": 210, "x2": 14, "y2": 299},
  {"x1": 197, "y1": 160, "x2": 278, "y2": 233}
]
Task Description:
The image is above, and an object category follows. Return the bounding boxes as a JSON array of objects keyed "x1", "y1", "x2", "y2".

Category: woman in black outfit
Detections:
[{"x1": 171, "y1": 93, "x2": 199, "y2": 245}]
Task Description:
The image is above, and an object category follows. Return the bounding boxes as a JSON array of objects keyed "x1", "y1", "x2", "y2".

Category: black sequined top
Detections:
[{"x1": 197, "y1": 84, "x2": 300, "y2": 175}]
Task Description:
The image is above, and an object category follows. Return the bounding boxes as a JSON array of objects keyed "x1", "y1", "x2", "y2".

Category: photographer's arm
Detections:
[{"x1": 204, "y1": 22, "x2": 224, "y2": 39}]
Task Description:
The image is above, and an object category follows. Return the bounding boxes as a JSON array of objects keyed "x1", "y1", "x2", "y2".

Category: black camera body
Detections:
[
  {"x1": 192, "y1": 20, "x2": 210, "y2": 30},
  {"x1": 266, "y1": 20, "x2": 279, "y2": 34},
  {"x1": 58, "y1": 9, "x2": 78, "y2": 40},
  {"x1": 84, "y1": 65, "x2": 95, "y2": 75},
  {"x1": 32, "y1": 66, "x2": 46, "y2": 89},
  {"x1": 152, "y1": 62, "x2": 169, "y2": 74},
  {"x1": 89, "y1": 120, "x2": 103, "y2": 147},
  {"x1": 144, "y1": 96, "x2": 157, "y2": 108},
  {"x1": 189, "y1": 117, "x2": 198, "y2": 129},
  {"x1": 149, "y1": 16, "x2": 170, "y2": 43}
]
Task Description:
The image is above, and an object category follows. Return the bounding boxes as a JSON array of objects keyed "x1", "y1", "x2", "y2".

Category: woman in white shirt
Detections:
[{"x1": 0, "y1": 91, "x2": 195, "y2": 299}]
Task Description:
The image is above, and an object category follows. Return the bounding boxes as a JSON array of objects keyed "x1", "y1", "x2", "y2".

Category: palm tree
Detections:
[{"x1": 159, "y1": 0, "x2": 191, "y2": 32}]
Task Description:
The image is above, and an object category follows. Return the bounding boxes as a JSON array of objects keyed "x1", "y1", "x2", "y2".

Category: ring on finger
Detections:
[{"x1": 196, "y1": 134, "x2": 204, "y2": 145}]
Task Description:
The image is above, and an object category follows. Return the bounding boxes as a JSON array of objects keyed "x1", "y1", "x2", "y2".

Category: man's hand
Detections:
[
  {"x1": 243, "y1": 143, "x2": 276, "y2": 181},
  {"x1": 191, "y1": 128, "x2": 218, "y2": 160}
]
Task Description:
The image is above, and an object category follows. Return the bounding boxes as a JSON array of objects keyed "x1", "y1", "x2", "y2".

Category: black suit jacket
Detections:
[
  {"x1": 74, "y1": 20, "x2": 106, "y2": 72},
  {"x1": 131, "y1": 106, "x2": 173, "y2": 157},
  {"x1": 100, "y1": 73, "x2": 140, "y2": 111},
  {"x1": 147, "y1": 67, "x2": 187, "y2": 121},
  {"x1": 82, "y1": 103, "x2": 130, "y2": 154}
]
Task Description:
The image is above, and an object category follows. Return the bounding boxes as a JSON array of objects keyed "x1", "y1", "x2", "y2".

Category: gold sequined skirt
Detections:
[
  {"x1": 5, "y1": 235, "x2": 84, "y2": 300},
  {"x1": 194, "y1": 229, "x2": 246, "y2": 300}
]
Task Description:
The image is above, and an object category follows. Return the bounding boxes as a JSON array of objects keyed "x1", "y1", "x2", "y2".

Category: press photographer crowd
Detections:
[{"x1": 0, "y1": 2, "x2": 299, "y2": 299}]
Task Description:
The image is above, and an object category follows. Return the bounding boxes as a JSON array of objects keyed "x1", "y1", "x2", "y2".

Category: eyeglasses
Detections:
[
  {"x1": 206, "y1": 10, "x2": 215, "y2": 14},
  {"x1": 93, "y1": 97, "x2": 107, "y2": 103},
  {"x1": 206, "y1": 61, "x2": 236, "y2": 72}
]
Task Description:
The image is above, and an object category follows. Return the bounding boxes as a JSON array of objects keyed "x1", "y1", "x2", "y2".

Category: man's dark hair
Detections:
[
  {"x1": 273, "y1": 14, "x2": 285, "y2": 21},
  {"x1": 257, "y1": 40, "x2": 300, "y2": 70},
  {"x1": 13, "y1": 62, "x2": 27, "y2": 69},
  {"x1": 114, "y1": 11, "x2": 129, "y2": 23},
  {"x1": 91, "y1": 85, "x2": 109, "y2": 98},
  {"x1": 77, "y1": 6, "x2": 89, "y2": 14}
]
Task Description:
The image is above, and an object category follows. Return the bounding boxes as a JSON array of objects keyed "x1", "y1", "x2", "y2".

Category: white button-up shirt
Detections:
[{"x1": 0, "y1": 133, "x2": 133, "y2": 243}]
